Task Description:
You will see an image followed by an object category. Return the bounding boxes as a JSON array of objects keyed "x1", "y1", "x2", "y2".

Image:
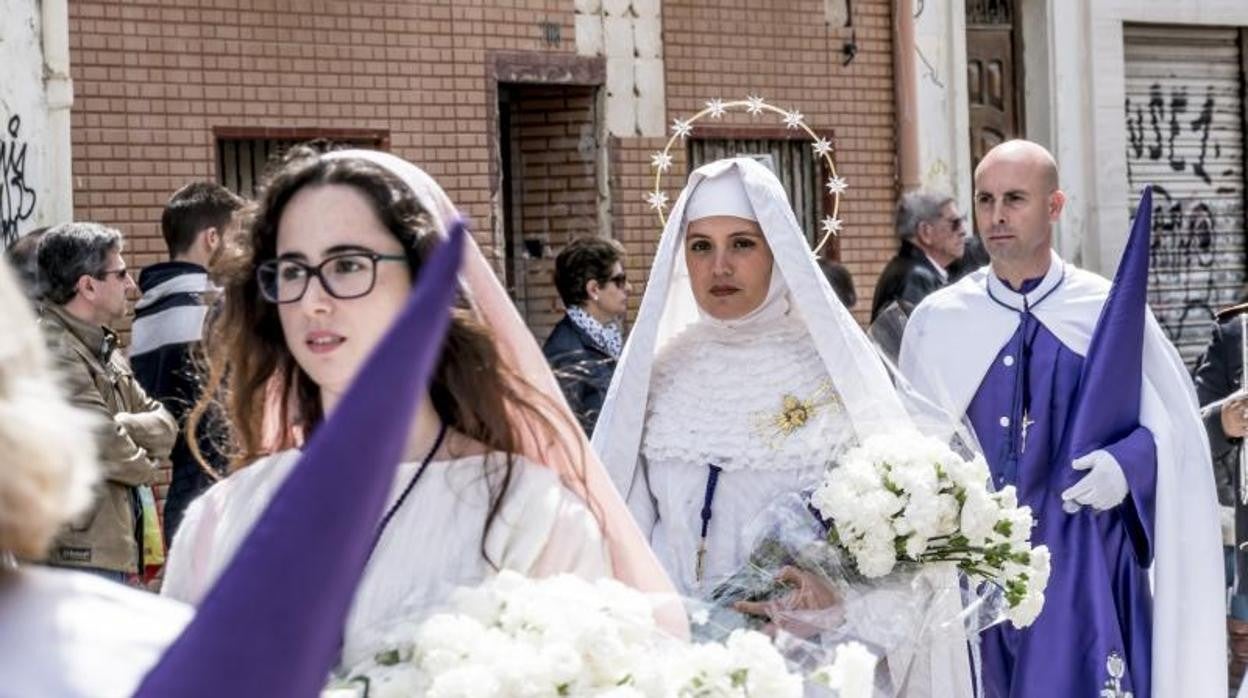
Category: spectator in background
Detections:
[
  {"x1": 543, "y1": 236, "x2": 631, "y2": 436},
  {"x1": 130, "y1": 182, "x2": 245, "y2": 542},
  {"x1": 37, "y1": 222, "x2": 177, "y2": 584},
  {"x1": 870, "y1": 189, "x2": 966, "y2": 322},
  {"x1": 1192, "y1": 293, "x2": 1248, "y2": 687},
  {"x1": 817, "y1": 258, "x2": 857, "y2": 310},
  {"x1": 948, "y1": 229, "x2": 990, "y2": 281},
  {"x1": 4, "y1": 226, "x2": 49, "y2": 304}
]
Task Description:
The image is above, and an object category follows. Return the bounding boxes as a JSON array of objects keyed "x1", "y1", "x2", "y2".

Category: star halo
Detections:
[{"x1": 647, "y1": 96, "x2": 846, "y2": 255}]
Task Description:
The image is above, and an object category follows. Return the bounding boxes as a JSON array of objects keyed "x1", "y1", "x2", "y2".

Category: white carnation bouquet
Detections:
[
  {"x1": 324, "y1": 571, "x2": 877, "y2": 698},
  {"x1": 810, "y1": 433, "x2": 1050, "y2": 628}
]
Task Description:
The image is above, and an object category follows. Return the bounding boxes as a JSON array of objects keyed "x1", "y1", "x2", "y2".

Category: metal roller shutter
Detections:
[{"x1": 1124, "y1": 24, "x2": 1247, "y2": 365}]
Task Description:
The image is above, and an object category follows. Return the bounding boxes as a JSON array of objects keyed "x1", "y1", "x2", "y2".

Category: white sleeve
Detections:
[
  {"x1": 160, "y1": 488, "x2": 222, "y2": 605},
  {"x1": 487, "y1": 463, "x2": 612, "y2": 581}
]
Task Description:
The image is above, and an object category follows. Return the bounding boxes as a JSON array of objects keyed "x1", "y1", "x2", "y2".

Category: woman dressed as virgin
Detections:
[{"x1": 592, "y1": 158, "x2": 973, "y2": 697}]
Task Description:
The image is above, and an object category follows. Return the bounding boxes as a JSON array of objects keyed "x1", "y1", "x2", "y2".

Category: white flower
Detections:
[
  {"x1": 671, "y1": 118, "x2": 692, "y2": 139},
  {"x1": 745, "y1": 94, "x2": 766, "y2": 115},
  {"x1": 1006, "y1": 589, "x2": 1045, "y2": 628},
  {"x1": 645, "y1": 190, "x2": 668, "y2": 212},
  {"x1": 811, "y1": 642, "x2": 879, "y2": 698},
  {"x1": 820, "y1": 216, "x2": 843, "y2": 237},
  {"x1": 901, "y1": 495, "x2": 942, "y2": 541},
  {"x1": 689, "y1": 607, "x2": 710, "y2": 626},
  {"x1": 427, "y1": 666, "x2": 500, "y2": 698},
  {"x1": 904, "y1": 534, "x2": 929, "y2": 559},
  {"x1": 1029, "y1": 545, "x2": 1052, "y2": 589},
  {"x1": 339, "y1": 573, "x2": 807, "y2": 697},
  {"x1": 959, "y1": 486, "x2": 999, "y2": 544},
  {"x1": 705, "y1": 98, "x2": 727, "y2": 119},
  {"x1": 825, "y1": 175, "x2": 848, "y2": 195},
  {"x1": 782, "y1": 109, "x2": 804, "y2": 129},
  {"x1": 812, "y1": 136, "x2": 833, "y2": 157},
  {"x1": 808, "y1": 430, "x2": 1049, "y2": 629},
  {"x1": 650, "y1": 150, "x2": 673, "y2": 173}
]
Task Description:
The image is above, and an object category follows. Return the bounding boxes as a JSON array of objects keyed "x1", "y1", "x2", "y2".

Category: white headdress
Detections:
[{"x1": 592, "y1": 157, "x2": 908, "y2": 497}]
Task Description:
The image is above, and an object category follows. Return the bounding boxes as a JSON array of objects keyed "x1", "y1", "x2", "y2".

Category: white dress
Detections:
[
  {"x1": 163, "y1": 451, "x2": 611, "y2": 667},
  {"x1": 0, "y1": 566, "x2": 192, "y2": 697},
  {"x1": 632, "y1": 310, "x2": 853, "y2": 596}
]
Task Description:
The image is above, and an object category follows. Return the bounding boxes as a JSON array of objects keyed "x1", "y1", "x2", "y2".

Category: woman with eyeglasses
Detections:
[
  {"x1": 160, "y1": 146, "x2": 673, "y2": 668},
  {"x1": 543, "y1": 236, "x2": 632, "y2": 437}
]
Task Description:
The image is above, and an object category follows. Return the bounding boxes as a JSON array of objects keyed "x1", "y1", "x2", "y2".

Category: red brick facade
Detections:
[{"x1": 67, "y1": 0, "x2": 901, "y2": 503}]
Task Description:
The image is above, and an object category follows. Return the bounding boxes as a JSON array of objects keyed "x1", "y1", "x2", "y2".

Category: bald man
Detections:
[{"x1": 900, "y1": 140, "x2": 1225, "y2": 697}]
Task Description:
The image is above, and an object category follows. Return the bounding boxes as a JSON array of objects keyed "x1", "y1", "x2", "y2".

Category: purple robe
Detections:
[{"x1": 965, "y1": 305, "x2": 1157, "y2": 697}]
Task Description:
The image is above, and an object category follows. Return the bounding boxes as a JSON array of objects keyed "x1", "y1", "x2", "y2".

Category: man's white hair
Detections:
[{"x1": 0, "y1": 260, "x2": 99, "y2": 562}]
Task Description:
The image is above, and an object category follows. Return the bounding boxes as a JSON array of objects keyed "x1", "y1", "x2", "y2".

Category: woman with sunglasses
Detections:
[
  {"x1": 161, "y1": 146, "x2": 672, "y2": 668},
  {"x1": 543, "y1": 236, "x2": 632, "y2": 437}
]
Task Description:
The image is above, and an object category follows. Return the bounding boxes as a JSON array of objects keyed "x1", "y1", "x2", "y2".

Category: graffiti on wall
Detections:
[
  {"x1": 0, "y1": 115, "x2": 37, "y2": 247},
  {"x1": 1146, "y1": 184, "x2": 1219, "y2": 348},
  {"x1": 1125, "y1": 83, "x2": 1223, "y2": 187},
  {"x1": 1125, "y1": 81, "x2": 1244, "y2": 364}
]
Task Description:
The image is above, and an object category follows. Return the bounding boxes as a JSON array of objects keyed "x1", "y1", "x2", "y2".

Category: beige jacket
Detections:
[{"x1": 41, "y1": 305, "x2": 177, "y2": 573}]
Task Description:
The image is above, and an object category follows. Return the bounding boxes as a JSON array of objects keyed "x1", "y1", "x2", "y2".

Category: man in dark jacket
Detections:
[
  {"x1": 1193, "y1": 301, "x2": 1248, "y2": 686},
  {"x1": 130, "y1": 182, "x2": 244, "y2": 542},
  {"x1": 870, "y1": 189, "x2": 966, "y2": 322},
  {"x1": 542, "y1": 237, "x2": 630, "y2": 437}
]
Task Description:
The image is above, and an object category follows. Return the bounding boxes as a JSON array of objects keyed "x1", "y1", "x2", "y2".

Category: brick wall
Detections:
[
  {"x1": 68, "y1": 0, "x2": 587, "y2": 507},
  {"x1": 645, "y1": 0, "x2": 899, "y2": 324},
  {"x1": 67, "y1": 0, "x2": 899, "y2": 508},
  {"x1": 505, "y1": 84, "x2": 601, "y2": 341}
]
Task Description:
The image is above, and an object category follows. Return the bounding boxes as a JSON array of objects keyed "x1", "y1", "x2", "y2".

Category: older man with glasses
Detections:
[
  {"x1": 36, "y1": 222, "x2": 176, "y2": 585},
  {"x1": 870, "y1": 188, "x2": 967, "y2": 322}
]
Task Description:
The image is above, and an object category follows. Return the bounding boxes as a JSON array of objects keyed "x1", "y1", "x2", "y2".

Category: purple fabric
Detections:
[
  {"x1": 968, "y1": 325, "x2": 1155, "y2": 697},
  {"x1": 135, "y1": 221, "x2": 466, "y2": 697},
  {"x1": 969, "y1": 188, "x2": 1157, "y2": 698}
]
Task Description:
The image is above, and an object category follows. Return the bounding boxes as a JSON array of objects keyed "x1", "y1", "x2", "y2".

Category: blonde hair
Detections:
[{"x1": 0, "y1": 260, "x2": 99, "y2": 561}]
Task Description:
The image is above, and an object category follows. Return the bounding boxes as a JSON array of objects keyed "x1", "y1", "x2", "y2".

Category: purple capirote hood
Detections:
[{"x1": 1063, "y1": 187, "x2": 1152, "y2": 479}]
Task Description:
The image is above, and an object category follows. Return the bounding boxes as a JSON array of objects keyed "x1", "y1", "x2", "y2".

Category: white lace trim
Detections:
[{"x1": 642, "y1": 312, "x2": 852, "y2": 472}]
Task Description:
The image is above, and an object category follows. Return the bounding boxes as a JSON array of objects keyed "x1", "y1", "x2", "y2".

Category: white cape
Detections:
[{"x1": 899, "y1": 250, "x2": 1227, "y2": 698}]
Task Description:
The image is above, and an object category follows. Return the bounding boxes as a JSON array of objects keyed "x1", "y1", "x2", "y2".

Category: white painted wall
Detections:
[
  {"x1": 0, "y1": 0, "x2": 72, "y2": 247},
  {"x1": 912, "y1": 0, "x2": 974, "y2": 219},
  {"x1": 575, "y1": 0, "x2": 666, "y2": 137}
]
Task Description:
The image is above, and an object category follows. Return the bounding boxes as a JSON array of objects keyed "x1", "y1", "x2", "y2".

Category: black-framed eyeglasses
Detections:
[
  {"x1": 945, "y1": 215, "x2": 965, "y2": 232},
  {"x1": 95, "y1": 267, "x2": 131, "y2": 281},
  {"x1": 256, "y1": 251, "x2": 408, "y2": 304},
  {"x1": 605, "y1": 272, "x2": 627, "y2": 288}
]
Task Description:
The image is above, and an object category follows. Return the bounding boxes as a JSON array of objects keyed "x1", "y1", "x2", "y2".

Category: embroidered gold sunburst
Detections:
[{"x1": 752, "y1": 381, "x2": 841, "y2": 448}]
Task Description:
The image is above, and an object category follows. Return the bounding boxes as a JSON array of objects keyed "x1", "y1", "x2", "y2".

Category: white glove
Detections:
[{"x1": 1060, "y1": 450, "x2": 1128, "y2": 513}]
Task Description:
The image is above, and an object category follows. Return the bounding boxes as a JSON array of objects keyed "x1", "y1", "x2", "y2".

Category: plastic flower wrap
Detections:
[
  {"x1": 703, "y1": 489, "x2": 960, "y2": 696},
  {"x1": 323, "y1": 571, "x2": 881, "y2": 698},
  {"x1": 810, "y1": 433, "x2": 1050, "y2": 627}
]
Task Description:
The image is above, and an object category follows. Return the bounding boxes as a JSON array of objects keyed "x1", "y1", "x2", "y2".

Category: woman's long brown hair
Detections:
[{"x1": 187, "y1": 145, "x2": 587, "y2": 566}]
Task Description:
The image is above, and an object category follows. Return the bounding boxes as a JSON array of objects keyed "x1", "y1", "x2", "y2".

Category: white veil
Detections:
[
  {"x1": 591, "y1": 157, "x2": 973, "y2": 698},
  {"x1": 592, "y1": 157, "x2": 909, "y2": 497}
]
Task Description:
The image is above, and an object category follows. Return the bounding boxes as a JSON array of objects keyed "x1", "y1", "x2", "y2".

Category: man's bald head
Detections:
[
  {"x1": 972, "y1": 139, "x2": 1066, "y2": 283},
  {"x1": 975, "y1": 139, "x2": 1059, "y2": 191}
]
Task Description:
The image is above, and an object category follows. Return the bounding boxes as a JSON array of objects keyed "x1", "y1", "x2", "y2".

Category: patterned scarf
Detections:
[{"x1": 566, "y1": 305, "x2": 623, "y2": 358}]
